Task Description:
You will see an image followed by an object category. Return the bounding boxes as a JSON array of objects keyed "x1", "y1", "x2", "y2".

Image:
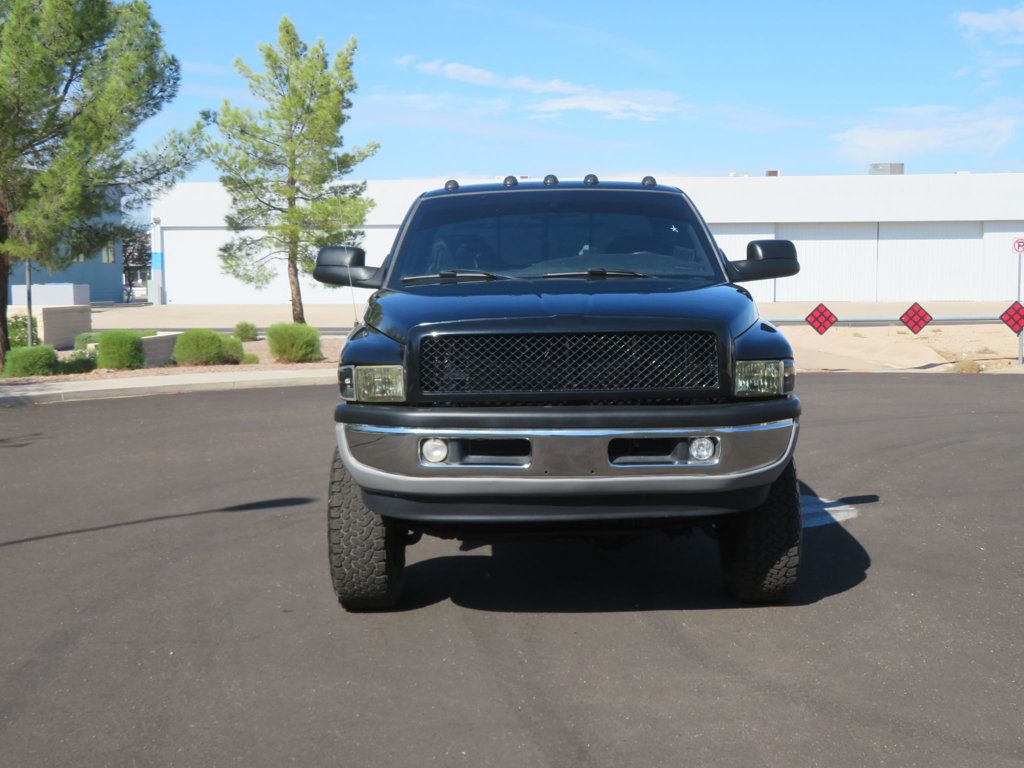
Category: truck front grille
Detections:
[{"x1": 418, "y1": 331, "x2": 720, "y2": 396}]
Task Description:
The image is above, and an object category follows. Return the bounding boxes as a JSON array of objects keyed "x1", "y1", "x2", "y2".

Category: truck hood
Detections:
[{"x1": 364, "y1": 280, "x2": 759, "y2": 343}]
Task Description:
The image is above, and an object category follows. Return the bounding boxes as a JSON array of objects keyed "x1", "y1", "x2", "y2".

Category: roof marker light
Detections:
[
  {"x1": 503, "y1": 175, "x2": 518, "y2": 187},
  {"x1": 543, "y1": 174, "x2": 558, "y2": 186},
  {"x1": 583, "y1": 173, "x2": 599, "y2": 185},
  {"x1": 641, "y1": 175, "x2": 657, "y2": 187},
  {"x1": 444, "y1": 179, "x2": 459, "y2": 192}
]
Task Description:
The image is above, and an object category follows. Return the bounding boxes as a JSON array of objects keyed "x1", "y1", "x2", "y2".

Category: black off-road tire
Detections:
[
  {"x1": 718, "y1": 460, "x2": 802, "y2": 603},
  {"x1": 327, "y1": 449, "x2": 405, "y2": 611}
]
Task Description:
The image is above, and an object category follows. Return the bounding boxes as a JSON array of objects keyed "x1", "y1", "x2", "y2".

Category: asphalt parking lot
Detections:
[{"x1": 1, "y1": 374, "x2": 1023, "y2": 767}]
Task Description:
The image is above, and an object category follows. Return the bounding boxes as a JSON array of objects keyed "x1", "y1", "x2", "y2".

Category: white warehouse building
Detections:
[{"x1": 150, "y1": 173, "x2": 1024, "y2": 306}]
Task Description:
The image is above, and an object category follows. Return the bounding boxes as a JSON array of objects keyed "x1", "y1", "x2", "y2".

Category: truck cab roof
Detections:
[{"x1": 419, "y1": 179, "x2": 684, "y2": 198}]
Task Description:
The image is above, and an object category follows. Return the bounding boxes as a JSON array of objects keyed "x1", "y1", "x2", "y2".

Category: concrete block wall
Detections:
[
  {"x1": 141, "y1": 333, "x2": 181, "y2": 367},
  {"x1": 8, "y1": 305, "x2": 92, "y2": 350}
]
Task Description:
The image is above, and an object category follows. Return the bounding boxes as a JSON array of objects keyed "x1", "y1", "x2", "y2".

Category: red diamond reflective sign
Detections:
[
  {"x1": 806, "y1": 303, "x2": 838, "y2": 334},
  {"x1": 1001, "y1": 301, "x2": 1024, "y2": 334},
  {"x1": 900, "y1": 303, "x2": 932, "y2": 334}
]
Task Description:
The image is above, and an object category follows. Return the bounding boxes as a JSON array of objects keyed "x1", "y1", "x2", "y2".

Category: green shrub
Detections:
[
  {"x1": 59, "y1": 349, "x2": 98, "y2": 374},
  {"x1": 240, "y1": 352, "x2": 260, "y2": 365},
  {"x1": 266, "y1": 323, "x2": 322, "y2": 363},
  {"x1": 233, "y1": 321, "x2": 258, "y2": 342},
  {"x1": 79, "y1": 330, "x2": 152, "y2": 350},
  {"x1": 8, "y1": 314, "x2": 40, "y2": 347},
  {"x1": 220, "y1": 334, "x2": 243, "y2": 364},
  {"x1": 2, "y1": 345, "x2": 58, "y2": 377},
  {"x1": 96, "y1": 330, "x2": 145, "y2": 370},
  {"x1": 172, "y1": 329, "x2": 227, "y2": 366},
  {"x1": 74, "y1": 331, "x2": 100, "y2": 350}
]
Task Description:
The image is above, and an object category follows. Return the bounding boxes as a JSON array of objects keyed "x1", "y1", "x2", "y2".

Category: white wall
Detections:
[
  {"x1": 877, "y1": 222, "x2": 982, "y2": 301},
  {"x1": 161, "y1": 227, "x2": 402, "y2": 305},
  {"x1": 708, "y1": 223, "x2": 776, "y2": 303},
  {"x1": 982, "y1": 222, "x2": 1024, "y2": 301},
  {"x1": 775, "y1": 223, "x2": 879, "y2": 302},
  {"x1": 152, "y1": 175, "x2": 1024, "y2": 305}
]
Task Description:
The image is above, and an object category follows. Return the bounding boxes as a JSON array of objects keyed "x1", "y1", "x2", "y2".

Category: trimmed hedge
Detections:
[
  {"x1": 267, "y1": 322, "x2": 322, "y2": 363},
  {"x1": 173, "y1": 329, "x2": 227, "y2": 366},
  {"x1": 60, "y1": 349, "x2": 98, "y2": 374},
  {"x1": 77, "y1": 330, "x2": 152, "y2": 350},
  {"x1": 97, "y1": 330, "x2": 145, "y2": 370},
  {"x1": 233, "y1": 321, "x2": 258, "y2": 342},
  {"x1": 2, "y1": 345, "x2": 58, "y2": 377},
  {"x1": 220, "y1": 334, "x2": 244, "y2": 364},
  {"x1": 9, "y1": 314, "x2": 40, "y2": 347},
  {"x1": 74, "y1": 331, "x2": 100, "y2": 350}
]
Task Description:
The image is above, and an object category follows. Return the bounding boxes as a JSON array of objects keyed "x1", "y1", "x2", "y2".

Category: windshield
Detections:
[{"x1": 388, "y1": 190, "x2": 725, "y2": 286}]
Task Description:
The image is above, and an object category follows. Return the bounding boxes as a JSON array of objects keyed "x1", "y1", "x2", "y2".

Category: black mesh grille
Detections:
[{"x1": 418, "y1": 331, "x2": 720, "y2": 395}]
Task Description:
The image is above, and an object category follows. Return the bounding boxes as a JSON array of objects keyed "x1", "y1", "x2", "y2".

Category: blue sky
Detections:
[{"x1": 144, "y1": 0, "x2": 1024, "y2": 180}]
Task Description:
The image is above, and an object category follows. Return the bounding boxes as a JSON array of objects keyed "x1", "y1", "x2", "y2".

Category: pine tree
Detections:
[
  {"x1": 0, "y1": 0, "x2": 206, "y2": 367},
  {"x1": 209, "y1": 17, "x2": 378, "y2": 324}
]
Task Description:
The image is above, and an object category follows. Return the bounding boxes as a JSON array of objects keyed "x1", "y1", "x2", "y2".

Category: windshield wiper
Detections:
[
  {"x1": 402, "y1": 269, "x2": 511, "y2": 283},
  {"x1": 542, "y1": 267, "x2": 650, "y2": 279}
]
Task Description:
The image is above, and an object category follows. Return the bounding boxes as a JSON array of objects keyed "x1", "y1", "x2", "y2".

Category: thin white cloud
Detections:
[
  {"x1": 706, "y1": 103, "x2": 817, "y2": 134},
  {"x1": 832, "y1": 105, "x2": 1019, "y2": 161},
  {"x1": 528, "y1": 92, "x2": 685, "y2": 122},
  {"x1": 956, "y1": 4, "x2": 1024, "y2": 43},
  {"x1": 393, "y1": 54, "x2": 415, "y2": 68},
  {"x1": 357, "y1": 90, "x2": 637, "y2": 151},
  {"x1": 954, "y1": 5, "x2": 1024, "y2": 82},
  {"x1": 415, "y1": 59, "x2": 587, "y2": 95},
  {"x1": 409, "y1": 57, "x2": 685, "y2": 121},
  {"x1": 990, "y1": 56, "x2": 1024, "y2": 69}
]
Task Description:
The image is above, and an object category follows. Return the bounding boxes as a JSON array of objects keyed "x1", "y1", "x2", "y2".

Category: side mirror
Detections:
[
  {"x1": 313, "y1": 246, "x2": 383, "y2": 289},
  {"x1": 728, "y1": 240, "x2": 799, "y2": 282}
]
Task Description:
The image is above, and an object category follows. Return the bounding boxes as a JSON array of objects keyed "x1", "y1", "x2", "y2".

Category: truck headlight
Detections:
[
  {"x1": 339, "y1": 365, "x2": 406, "y2": 402},
  {"x1": 734, "y1": 359, "x2": 794, "y2": 397}
]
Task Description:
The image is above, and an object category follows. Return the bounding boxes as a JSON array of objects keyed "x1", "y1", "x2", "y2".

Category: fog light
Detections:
[
  {"x1": 688, "y1": 437, "x2": 716, "y2": 462},
  {"x1": 421, "y1": 438, "x2": 449, "y2": 464}
]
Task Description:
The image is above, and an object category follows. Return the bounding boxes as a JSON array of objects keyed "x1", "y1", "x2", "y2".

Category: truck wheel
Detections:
[
  {"x1": 718, "y1": 460, "x2": 802, "y2": 604},
  {"x1": 327, "y1": 449, "x2": 405, "y2": 611}
]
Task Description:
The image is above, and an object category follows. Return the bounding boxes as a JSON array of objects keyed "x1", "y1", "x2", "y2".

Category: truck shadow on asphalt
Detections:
[
  {"x1": 0, "y1": 497, "x2": 314, "y2": 548},
  {"x1": 398, "y1": 483, "x2": 876, "y2": 612},
  {"x1": 0, "y1": 432, "x2": 46, "y2": 448}
]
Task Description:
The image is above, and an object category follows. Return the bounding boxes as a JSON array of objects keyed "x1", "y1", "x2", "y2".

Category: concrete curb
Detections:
[{"x1": 0, "y1": 371, "x2": 337, "y2": 407}]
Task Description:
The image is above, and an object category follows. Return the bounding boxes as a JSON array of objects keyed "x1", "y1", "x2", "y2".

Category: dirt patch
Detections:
[
  {"x1": 788, "y1": 323, "x2": 1023, "y2": 373},
  {"x1": 951, "y1": 359, "x2": 984, "y2": 374}
]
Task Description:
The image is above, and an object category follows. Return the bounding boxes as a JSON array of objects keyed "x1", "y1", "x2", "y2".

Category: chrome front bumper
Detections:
[{"x1": 336, "y1": 418, "x2": 798, "y2": 498}]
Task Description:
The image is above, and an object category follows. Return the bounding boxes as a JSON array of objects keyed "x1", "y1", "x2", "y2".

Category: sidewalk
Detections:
[{"x1": 0, "y1": 368, "x2": 336, "y2": 406}]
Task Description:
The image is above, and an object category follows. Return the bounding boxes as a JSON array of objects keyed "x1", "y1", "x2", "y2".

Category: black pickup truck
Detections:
[{"x1": 313, "y1": 175, "x2": 802, "y2": 611}]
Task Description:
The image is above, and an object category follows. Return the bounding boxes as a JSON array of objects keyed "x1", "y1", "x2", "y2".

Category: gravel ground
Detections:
[{"x1": 0, "y1": 336, "x2": 344, "y2": 386}]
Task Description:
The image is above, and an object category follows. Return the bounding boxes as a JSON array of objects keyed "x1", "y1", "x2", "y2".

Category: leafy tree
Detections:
[
  {"x1": 209, "y1": 17, "x2": 378, "y2": 324},
  {"x1": 122, "y1": 230, "x2": 151, "y2": 280},
  {"x1": 0, "y1": 0, "x2": 205, "y2": 367}
]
